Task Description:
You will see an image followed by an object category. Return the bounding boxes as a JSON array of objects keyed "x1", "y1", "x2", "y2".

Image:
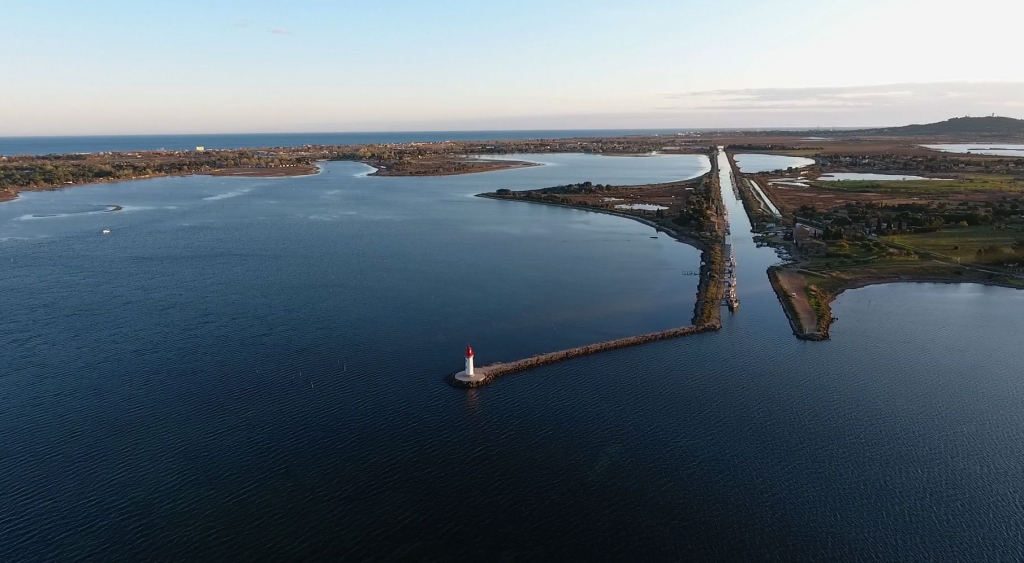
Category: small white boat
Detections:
[{"x1": 102, "y1": 229, "x2": 111, "y2": 234}]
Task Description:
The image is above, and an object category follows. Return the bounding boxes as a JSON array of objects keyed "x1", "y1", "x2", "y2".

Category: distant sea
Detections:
[{"x1": 0, "y1": 130, "x2": 701, "y2": 156}]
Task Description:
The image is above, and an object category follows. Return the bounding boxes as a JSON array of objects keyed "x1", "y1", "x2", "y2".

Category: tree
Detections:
[
  {"x1": 824, "y1": 226, "x2": 845, "y2": 241},
  {"x1": 1013, "y1": 239, "x2": 1024, "y2": 257}
]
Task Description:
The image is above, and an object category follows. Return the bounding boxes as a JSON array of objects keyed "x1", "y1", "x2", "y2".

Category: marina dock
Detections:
[{"x1": 722, "y1": 243, "x2": 739, "y2": 311}]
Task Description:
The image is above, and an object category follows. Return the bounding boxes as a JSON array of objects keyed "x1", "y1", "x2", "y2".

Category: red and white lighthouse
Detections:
[
  {"x1": 464, "y1": 345, "x2": 475, "y2": 377},
  {"x1": 454, "y1": 345, "x2": 484, "y2": 384}
]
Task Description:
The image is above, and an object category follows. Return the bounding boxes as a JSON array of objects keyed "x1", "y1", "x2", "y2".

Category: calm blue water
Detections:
[
  {"x1": 734, "y1": 153, "x2": 816, "y2": 173},
  {"x1": 2, "y1": 152, "x2": 1024, "y2": 561},
  {"x1": 0, "y1": 130, "x2": 695, "y2": 156},
  {"x1": 924, "y1": 144, "x2": 1024, "y2": 157}
]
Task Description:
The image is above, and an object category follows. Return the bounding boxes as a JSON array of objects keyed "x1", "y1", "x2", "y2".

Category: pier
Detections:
[
  {"x1": 446, "y1": 322, "x2": 720, "y2": 388},
  {"x1": 722, "y1": 243, "x2": 739, "y2": 311},
  {"x1": 717, "y1": 148, "x2": 741, "y2": 313}
]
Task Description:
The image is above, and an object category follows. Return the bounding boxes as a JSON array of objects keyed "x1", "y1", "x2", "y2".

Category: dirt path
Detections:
[{"x1": 775, "y1": 269, "x2": 818, "y2": 333}]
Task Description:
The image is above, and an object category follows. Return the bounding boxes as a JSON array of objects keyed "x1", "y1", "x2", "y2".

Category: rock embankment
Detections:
[
  {"x1": 446, "y1": 322, "x2": 721, "y2": 389},
  {"x1": 446, "y1": 237, "x2": 726, "y2": 389},
  {"x1": 768, "y1": 267, "x2": 829, "y2": 341}
]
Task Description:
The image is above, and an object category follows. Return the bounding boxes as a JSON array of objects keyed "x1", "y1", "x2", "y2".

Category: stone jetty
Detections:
[{"x1": 446, "y1": 321, "x2": 721, "y2": 389}]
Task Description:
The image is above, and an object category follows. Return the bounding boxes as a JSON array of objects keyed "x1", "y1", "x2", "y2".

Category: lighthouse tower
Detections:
[
  {"x1": 464, "y1": 346, "x2": 475, "y2": 377},
  {"x1": 454, "y1": 345, "x2": 483, "y2": 383}
]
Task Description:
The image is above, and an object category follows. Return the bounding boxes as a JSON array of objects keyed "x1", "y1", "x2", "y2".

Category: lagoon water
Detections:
[
  {"x1": 924, "y1": 143, "x2": 1024, "y2": 157},
  {"x1": 733, "y1": 153, "x2": 816, "y2": 173},
  {"x1": 2, "y1": 152, "x2": 1024, "y2": 561},
  {"x1": 818, "y1": 173, "x2": 946, "y2": 181}
]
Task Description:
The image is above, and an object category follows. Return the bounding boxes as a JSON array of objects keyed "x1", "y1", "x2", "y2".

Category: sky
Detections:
[{"x1": 3, "y1": 0, "x2": 1024, "y2": 136}]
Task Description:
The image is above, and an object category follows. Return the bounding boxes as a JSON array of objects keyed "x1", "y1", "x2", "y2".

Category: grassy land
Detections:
[
  {"x1": 768, "y1": 226, "x2": 1024, "y2": 341},
  {"x1": 805, "y1": 259, "x2": 1024, "y2": 295},
  {"x1": 812, "y1": 175, "x2": 1023, "y2": 195},
  {"x1": 884, "y1": 225, "x2": 1023, "y2": 264},
  {"x1": 767, "y1": 149, "x2": 822, "y2": 157}
]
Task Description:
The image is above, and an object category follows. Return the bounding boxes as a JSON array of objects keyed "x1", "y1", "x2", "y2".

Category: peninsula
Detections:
[{"x1": 0, "y1": 136, "x2": 701, "y2": 203}]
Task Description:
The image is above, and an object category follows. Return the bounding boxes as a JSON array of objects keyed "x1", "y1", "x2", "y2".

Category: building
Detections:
[
  {"x1": 794, "y1": 223, "x2": 828, "y2": 255},
  {"x1": 464, "y1": 346, "x2": 474, "y2": 377}
]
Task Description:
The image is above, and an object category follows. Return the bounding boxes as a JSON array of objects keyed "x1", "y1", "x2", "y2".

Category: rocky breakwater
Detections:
[
  {"x1": 446, "y1": 322, "x2": 721, "y2": 389},
  {"x1": 447, "y1": 238, "x2": 726, "y2": 389}
]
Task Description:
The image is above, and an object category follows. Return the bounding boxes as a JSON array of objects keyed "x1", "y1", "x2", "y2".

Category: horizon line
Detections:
[{"x1": 0, "y1": 125, "x2": 883, "y2": 140}]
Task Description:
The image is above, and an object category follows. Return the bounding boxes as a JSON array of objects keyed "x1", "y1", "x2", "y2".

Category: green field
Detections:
[
  {"x1": 771, "y1": 149, "x2": 822, "y2": 157},
  {"x1": 884, "y1": 225, "x2": 1022, "y2": 263},
  {"x1": 812, "y1": 175, "x2": 1023, "y2": 195}
]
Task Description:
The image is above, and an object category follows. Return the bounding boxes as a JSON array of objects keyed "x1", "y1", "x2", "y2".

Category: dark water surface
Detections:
[
  {"x1": 2, "y1": 152, "x2": 1023, "y2": 561},
  {"x1": 0, "y1": 130, "x2": 693, "y2": 156}
]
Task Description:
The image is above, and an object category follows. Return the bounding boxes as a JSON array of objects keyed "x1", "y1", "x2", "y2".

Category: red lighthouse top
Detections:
[{"x1": 465, "y1": 346, "x2": 474, "y2": 358}]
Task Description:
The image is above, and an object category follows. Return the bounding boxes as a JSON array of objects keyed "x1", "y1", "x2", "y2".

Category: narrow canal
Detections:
[{"x1": 715, "y1": 147, "x2": 794, "y2": 337}]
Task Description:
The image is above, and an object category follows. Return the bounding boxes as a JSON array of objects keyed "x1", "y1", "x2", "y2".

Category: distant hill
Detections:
[{"x1": 864, "y1": 116, "x2": 1024, "y2": 136}]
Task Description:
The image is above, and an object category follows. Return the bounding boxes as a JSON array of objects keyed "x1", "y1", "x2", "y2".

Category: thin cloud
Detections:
[
  {"x1": 664, "y1": 82, "x2": 1024, "y2": 113},
  {"x1": 270, "y1": 28, "x2": 291, "y2": 35}
]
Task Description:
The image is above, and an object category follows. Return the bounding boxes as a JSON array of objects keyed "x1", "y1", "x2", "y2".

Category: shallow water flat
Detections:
[
  {"x1": 924, "y1": 143, "x2": 1024, "y2": 157},
  {"x1": 819, "y1": 172, "x2": 949, "y2": 181}
]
